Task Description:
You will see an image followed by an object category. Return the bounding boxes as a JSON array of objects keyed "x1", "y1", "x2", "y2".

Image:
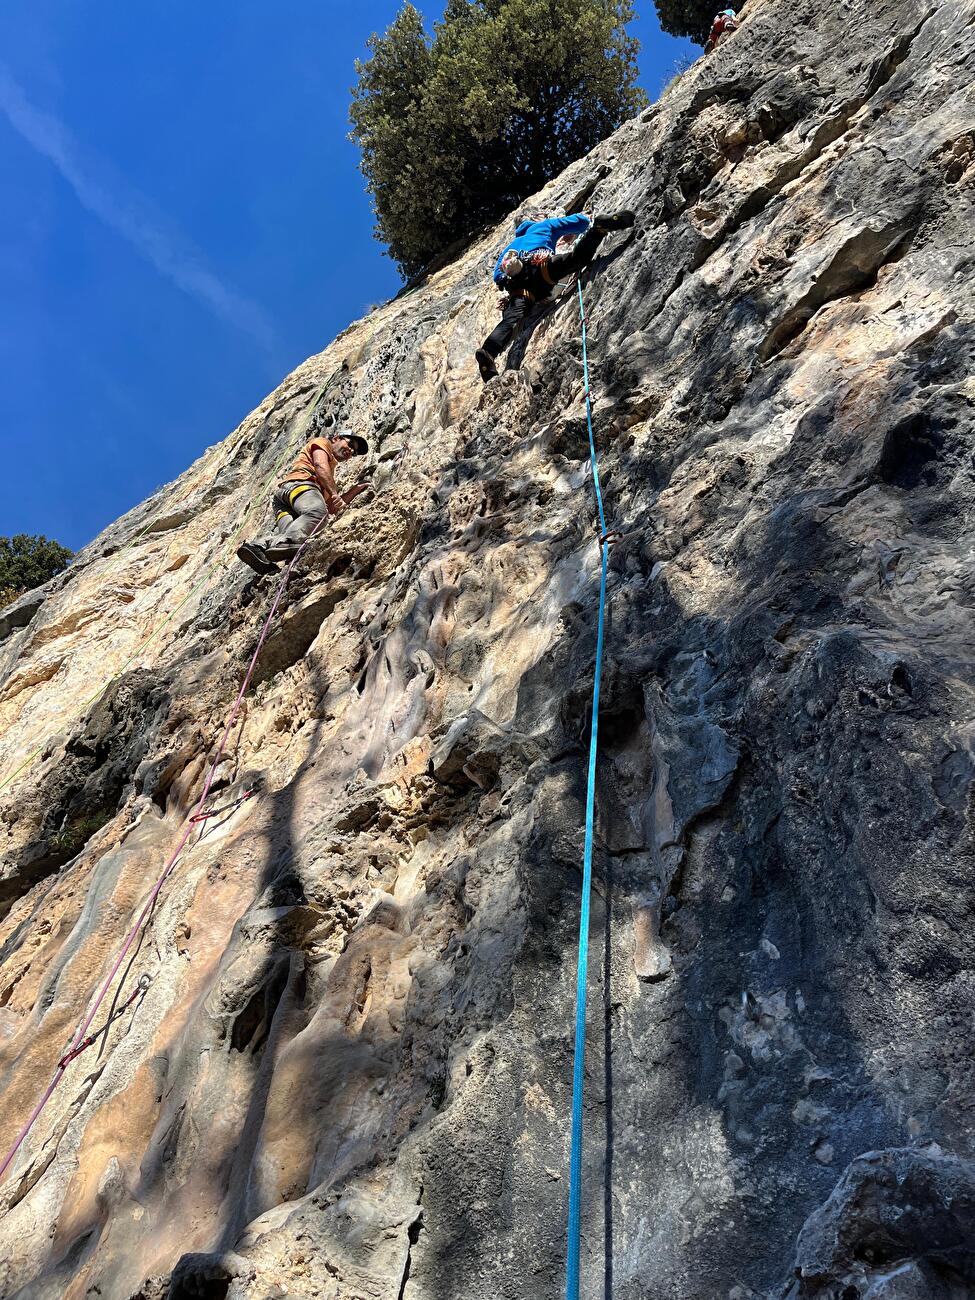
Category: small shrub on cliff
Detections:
[
  {"x1": 0, "y1": 533, "x2": 73, "y2": 609},
  {"x1": 658, "y1": 49, "x2": 697, "y2": 98},
  {"x1": 51, "y1": 809, "x2": 113, "y2": 860},
  {"x1": 349, "y1": 0, "x2": 646, "y2": 278},
  {"x1": 653, "y1": 0, "x2": 721, "y2": 44}
]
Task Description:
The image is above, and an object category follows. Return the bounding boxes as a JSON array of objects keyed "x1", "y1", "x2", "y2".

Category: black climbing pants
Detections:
[
  {"x1": 481, "y1": 224, "x2": 607, "y2": 360},
  {"x1": 482, "y1": 295, "x2": 534, "y2": 359}
]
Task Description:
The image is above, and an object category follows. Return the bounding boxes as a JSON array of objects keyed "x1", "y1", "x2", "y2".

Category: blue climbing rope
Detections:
[
  {"x1": 565, "y1": 276, "x2": 611, "y2": 1300},
  {"x1": 577, "y1": 279, "x2": 608, "y2": 538}
]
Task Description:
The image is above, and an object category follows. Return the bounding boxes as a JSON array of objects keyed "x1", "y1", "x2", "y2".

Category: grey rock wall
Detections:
[{"x1": 0, "y1": 1, "x2": 973, "y2": 1297}]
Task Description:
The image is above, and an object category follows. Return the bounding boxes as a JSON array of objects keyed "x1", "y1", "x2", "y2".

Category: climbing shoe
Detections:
[
  {"x1": 593, "y1": 209, "x2": 636, "y2": 233},
  {"x1": 236, "y1": 541, "x2": 279, "y2": 576},
  {"x1": 475, "y1": 348, "x2": 499, "y2": 383},
  {"x1": 264, "y1": 540, "x2": 303, "y2": 563}
]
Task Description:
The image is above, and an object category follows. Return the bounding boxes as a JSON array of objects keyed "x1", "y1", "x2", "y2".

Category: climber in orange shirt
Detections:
[{"x1": 237, "y1": 430, "x2": 370, "y2": 575}]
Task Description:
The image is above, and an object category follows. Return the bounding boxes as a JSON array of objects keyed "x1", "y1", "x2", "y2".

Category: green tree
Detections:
[
  {"x1": 654, "y1": 0, "x2": 720, "y2": 44},
  {"x1": 350, "y1": 0, "x2": 646, "y2": 278},
  {"x1": 0, "y1": 534, "x2": 73, "y2": 609}
]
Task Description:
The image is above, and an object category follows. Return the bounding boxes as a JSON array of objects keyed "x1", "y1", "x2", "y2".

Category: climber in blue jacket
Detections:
[{"x1": 475, "y1": 207, "x2": 635, "y2": 382}]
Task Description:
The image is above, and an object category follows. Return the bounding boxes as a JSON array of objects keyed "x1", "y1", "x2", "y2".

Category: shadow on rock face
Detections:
[
  {"x1": 167, "y1": 1249, "x2": 254, "y2": 1299},
  {"x1": 787, "y1": 1147, "x2": 975, "y2": 1298},
  {"x1": 0, "y1": 667, "x2": 173, "y2": 916}
]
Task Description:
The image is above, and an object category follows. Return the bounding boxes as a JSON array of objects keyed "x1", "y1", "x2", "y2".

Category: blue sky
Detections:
[{"x1": 0, "y1": 3, "x2": 696, "y2": 551}]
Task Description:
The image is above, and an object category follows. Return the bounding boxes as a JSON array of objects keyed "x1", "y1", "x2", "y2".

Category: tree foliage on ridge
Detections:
[
  {"x1": 654, "y1": 0, "x2": 728, "y2": 44},
  {"x1": 0, "y1": 534, "x2": 73, "y2": 610},
  {"x1": 349, "y1": 0, "x2": 646, "y2": 279}
]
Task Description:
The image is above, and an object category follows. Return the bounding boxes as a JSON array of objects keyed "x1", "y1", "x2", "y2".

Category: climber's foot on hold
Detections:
[
  {"x1": 264, "y1": 541, "x2": 302, "y2": 564},
  {"x1": 236, "y1": 542, "x2": 279, "y2": 576},
  {"x1": 476, "y1": 348, "x2": 499, "y2": 383},
  {"x1": 594, "y1": 209, "x2": 636, "y2": 233}
]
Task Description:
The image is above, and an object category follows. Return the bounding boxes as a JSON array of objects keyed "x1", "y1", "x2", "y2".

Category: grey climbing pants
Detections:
[{"x1": 258, "y1": 482, "x2": 328, "y2": 559}]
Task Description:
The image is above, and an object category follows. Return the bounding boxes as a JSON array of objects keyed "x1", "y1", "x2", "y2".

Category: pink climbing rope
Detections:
[{"x1": 0, "y1": 519, "x2": 328, "y2": 1184}]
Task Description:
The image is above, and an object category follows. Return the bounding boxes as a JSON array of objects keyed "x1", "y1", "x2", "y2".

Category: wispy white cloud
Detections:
[{"x1": 0, "y1": 64, "x2": 280, "y2": 365}]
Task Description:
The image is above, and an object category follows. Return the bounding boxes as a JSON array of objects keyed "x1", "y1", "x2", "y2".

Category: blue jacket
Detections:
[{"x1": 493, "y1": 214, "x2": 592, "y2": 287}]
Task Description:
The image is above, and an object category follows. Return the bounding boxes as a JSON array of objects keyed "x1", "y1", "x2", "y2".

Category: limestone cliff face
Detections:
[{"x1": 2, "y1": 1, "x2": 974, "y2": 1296}]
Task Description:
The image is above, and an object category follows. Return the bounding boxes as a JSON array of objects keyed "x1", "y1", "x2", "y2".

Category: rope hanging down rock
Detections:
[
  {"x1": 564, "y1": 275, "x2": 614, "y2": 1300},
  {"x1": 0, "y1": 391, "x2": 342, "y2": 1185}
]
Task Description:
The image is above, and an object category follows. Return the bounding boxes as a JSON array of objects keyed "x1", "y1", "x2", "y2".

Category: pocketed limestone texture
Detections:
[{"x1": 1, "y1": 1, "x2": 974, "y2": 1296}]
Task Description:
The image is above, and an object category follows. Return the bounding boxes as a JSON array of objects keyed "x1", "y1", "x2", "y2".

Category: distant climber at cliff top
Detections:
[
  {"x1": 475, "y1": 208, "x2": 636, "y2": 383},
  {"x1": 706, "y1": 8, "x2": 740, "y2": 53},
  {"x1": 236, "y1": 431, "x2": 369, "y2": 575}
]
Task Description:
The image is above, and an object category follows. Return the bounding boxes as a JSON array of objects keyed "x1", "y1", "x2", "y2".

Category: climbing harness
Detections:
[
  {"x1": 0, "y1": 419, "x2": 339, "y2": 1184},
  {"x1": 275, "y1": 481, "x2": 319, "y2": 523},
  {"x1": 532, "y1": 250, "x2": 558, "y2": 286},
  {"x1": 564, "y1": 276, "x2": 613, "y2": 1300},
  {"x1": 0, "y1": 364, "x2": 347, "y2": 797}
]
